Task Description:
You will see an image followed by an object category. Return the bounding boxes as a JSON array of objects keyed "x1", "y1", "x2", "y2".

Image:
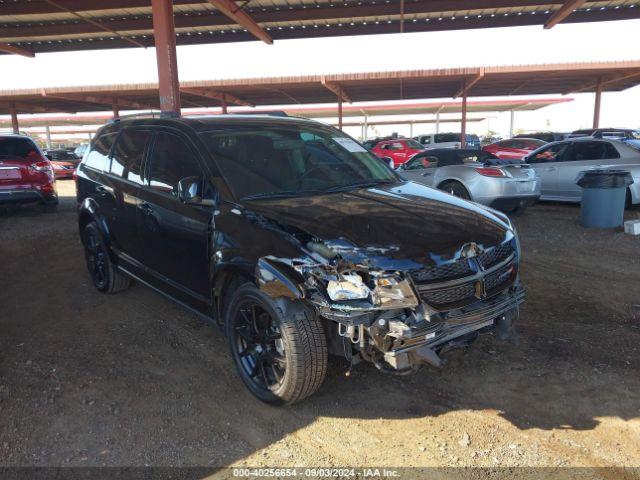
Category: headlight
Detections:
[
  {"x1": 372, "y1": 275, "x2": 419, "y2": 308},
  {"x1": 326, "y1": 274, "x2": 370, "y2": 301}
]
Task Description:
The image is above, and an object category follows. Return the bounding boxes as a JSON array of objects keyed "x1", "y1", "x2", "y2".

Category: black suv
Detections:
[{"x1": 77, "y1": 115, "x2": 524, "y2": 404}]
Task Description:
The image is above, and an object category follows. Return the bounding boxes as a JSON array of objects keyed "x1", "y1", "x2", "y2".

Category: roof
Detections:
[
  {"x1": 8, "y1": 61, "x2": 640, "y2": 116},
  {"x1": 1, "y1": 1, "x2": 639, "y2": 55}
]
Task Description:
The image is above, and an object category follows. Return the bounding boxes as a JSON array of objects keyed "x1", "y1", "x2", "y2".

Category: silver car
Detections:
[
  {"x1": 524, "y1": 138, "x2": 640, "y2": 207},
  {"x1": 397, "y1": 148, "x2": 540, "y2": 214}
]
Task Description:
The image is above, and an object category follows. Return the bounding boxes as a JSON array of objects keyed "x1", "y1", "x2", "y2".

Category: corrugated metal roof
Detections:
[
  {"x1": 0, "y1": 61, "x2": 636, "y2": 115},
  {"x1": 0, "y1": 1, "x2": 638, "y2": 55}
]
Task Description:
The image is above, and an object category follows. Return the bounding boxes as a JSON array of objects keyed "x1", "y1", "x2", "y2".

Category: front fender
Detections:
[{"x1": 255, "y1": 257, "x2": 305, "y2": 300}]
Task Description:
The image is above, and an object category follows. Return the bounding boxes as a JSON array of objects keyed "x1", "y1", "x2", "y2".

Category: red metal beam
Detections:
[
  {"x1": 206, "y1": 0, "x2": 273, "y2": 44},
  {"x1": 152, "y1": 0, "x2": 181, "y2": 117},
  {"x1": 9, "y1": 104, "x2": 19, "y2": 134},
  {"x1": 544, "y1": 0, "x2": 587, "y2": 29},
  {"x1": 338, "y1": 97, "x2": 343, "y2": 131},
  {"x1": 454, "y1": 69, "x2": 484, "y2": 98},
  {"x1": 593, "y1": 78, "x2": 602, "y2": 129},
  {"x1": 321, "y1": 78, "x2": 352, "y2": 103},
  {"x1": 460, "y1": 83, "x2": 468, "y2": 148},
  {"x1": 0, "y1": 43, "x2": 34, "y2": 58}
]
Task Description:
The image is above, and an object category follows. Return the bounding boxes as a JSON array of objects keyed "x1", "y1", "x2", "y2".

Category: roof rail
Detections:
[
  {"x1": 107, "y1": 111, "x2": 162, "y2": 123},
  {"x1": 232, "y1": 110, "x2": 289, "y2": 117}
]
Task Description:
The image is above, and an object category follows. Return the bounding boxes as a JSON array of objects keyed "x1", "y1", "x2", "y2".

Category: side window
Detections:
[
  {"x1": 110, "y1": 129, "x2": 150, "y2": 184},
  {"x1": 84, "y1": 133, "x2": 117, "y2": 171},
  {"x1": 530, "y1": 143, "x2": 569, "y2": 163},
  {"x1": 605, "y1": 143, "x2": 620, "y2": 159},
  {"x1": 390, "y1": 143, "x2": 403, "y2": 150},
  {"x1": 421, "y1": 136, "x2": 431, "y2": 145},
  {"x1": 566, "y1": 142, "x2": 607, "y2": 162},
  {"x1": 147, "y1": 132, "x2": 203, "y2": 196}
]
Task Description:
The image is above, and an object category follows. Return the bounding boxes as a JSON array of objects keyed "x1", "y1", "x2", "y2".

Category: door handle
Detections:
[
  {"x1": 140, "y1": 202, "x2": 154, "y2": 215},
  {"x1": 95, "y1": 185, "x2": 112, "y2": 196}
]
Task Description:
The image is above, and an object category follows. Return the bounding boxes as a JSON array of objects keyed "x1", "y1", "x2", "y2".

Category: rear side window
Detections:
[
  {"x1": 0, "y1": 137, "x2": 40, "y2": 161},
  {"x1": 605, "y1": 143, "x2": 620, "y2": 159},
  {"x1": 147, "y1": 132, "x2": 202, "y2": 196},
  {"x1": 435, "y1": 133, "x2": 460, "y2": 143},
  {"x1": 110, "y1": 129, "x2": 151, "y2": 184},
  {"x1": 567, "y1": 142, "x2": 610, "y2": 161},
  {"x1": 84, "y1": 133, "x2": 117, "y2": 171}
]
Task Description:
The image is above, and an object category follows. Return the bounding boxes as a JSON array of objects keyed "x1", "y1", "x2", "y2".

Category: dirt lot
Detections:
[{"x1": 1, "y1": 180, "x2": 640, "y2": 475}]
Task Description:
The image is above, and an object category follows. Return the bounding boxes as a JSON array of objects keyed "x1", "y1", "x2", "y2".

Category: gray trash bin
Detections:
[{"x1": 576, "y1": 169, "x2": 634, "y2": 228}]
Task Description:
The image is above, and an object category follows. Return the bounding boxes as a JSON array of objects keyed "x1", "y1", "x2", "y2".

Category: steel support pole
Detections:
[
  {"x1": 152, "y1": 0, "x2": 181, "y2": 117},
  {"x1": 460, "y1": 89, "x2": 468, "y2": 148},
  {"x1": 221, "y1": 98, "x2": 228, "y2": 114},
  {"x1": 593, "y1": 78, "x2": 603, "y2": 129},
  {"x1": 409, "y1": 121, "x2": 414, "y2": 138},
  {"x1": 363, "y1": 115, "x2": 368, "y2": 140},
  {"x1": 435, "y1": 112, "x2": 440, "y2": 133},
  {"x1": 45, "y1": 125, "x2": 52, "y2": 149},
  {"x1": 112, "y1": 100, "x2": 120, "y2": 119},
  {"x1": 338, "y1": 96, "x2": 343, "y2": 131},
  {"x1": 509, "y1": 110, "x2": 515, "y2": 138},
  {"x1": 9, "y1": 103, "x2": 19, "y2": 134}
]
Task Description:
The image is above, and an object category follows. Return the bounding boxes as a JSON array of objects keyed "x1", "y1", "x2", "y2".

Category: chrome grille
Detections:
[{"x1": 484, "y1": 263, "x2": 515, "y2": 292}]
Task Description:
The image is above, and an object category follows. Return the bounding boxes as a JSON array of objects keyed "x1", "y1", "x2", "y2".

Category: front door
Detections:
[
  {"x1": 398, "y1": 155, "x2": 438, "y2": 187},
  {"x1": 528, "y1": 142, "x2": 570, "y2": 199},
  {"x1": 136, "y1": 130, "x2": 213, "y2": 305}
]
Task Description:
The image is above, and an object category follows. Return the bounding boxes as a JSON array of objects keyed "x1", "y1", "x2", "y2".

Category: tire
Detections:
[
  {"x1": 439, "y1": 181, "x2": 471, "y2": 200},
  {"x1": 225, "y1": 283, "x2": 327, "y2": 405},
  {"x1": 82, "y1": 222, "x2": 131, "y2": 294}
]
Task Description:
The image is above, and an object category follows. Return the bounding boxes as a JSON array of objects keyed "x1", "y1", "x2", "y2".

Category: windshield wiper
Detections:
[
  {"x1": 322, "y1": 179, "x2": 397, "y2": 193},
  {"x1": 241, "y1": 189, "x2": 322, "y2": 201}
]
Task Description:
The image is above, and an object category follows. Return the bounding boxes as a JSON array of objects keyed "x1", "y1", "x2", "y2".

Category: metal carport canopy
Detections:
[
  {"x1": 0, "y1": 62, "x2": 636, "y2": 115},
  {"x1": 1, "y1": 1, "x2": 639, "y2": 56}
]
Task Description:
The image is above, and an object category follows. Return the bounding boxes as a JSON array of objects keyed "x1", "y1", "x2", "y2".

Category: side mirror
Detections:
[{"x1": 177, "y1": 176, "x2": 203, "y2": 204}]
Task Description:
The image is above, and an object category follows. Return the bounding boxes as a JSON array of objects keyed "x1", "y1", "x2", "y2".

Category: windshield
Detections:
[{"x1": 200, "y1": 124, "x2": 398, "y2": 200}]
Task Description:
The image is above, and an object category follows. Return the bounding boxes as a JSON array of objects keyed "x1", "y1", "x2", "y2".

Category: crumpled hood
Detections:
[{"x1": 242, "y1": 181, "x2": 514, "y2": 270}]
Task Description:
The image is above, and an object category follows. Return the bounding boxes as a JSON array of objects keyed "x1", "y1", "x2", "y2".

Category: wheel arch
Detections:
[{"x1": 78, "y1": 198, "x2": 117, "y2": 264}]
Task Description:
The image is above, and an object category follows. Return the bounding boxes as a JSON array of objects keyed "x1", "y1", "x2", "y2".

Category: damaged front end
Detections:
[{"x1": 256, "y1": 235, "x2": 524, "y2": 375}]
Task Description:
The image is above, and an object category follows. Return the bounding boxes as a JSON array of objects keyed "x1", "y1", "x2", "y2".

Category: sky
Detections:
[{"x1": 1, "y1": 18, "x2": 639, "y2": 140}]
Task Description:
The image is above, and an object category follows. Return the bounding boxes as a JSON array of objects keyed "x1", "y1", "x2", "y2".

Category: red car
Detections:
[
  {"x1": 0, "y1": 134, "x2": 58, "y2": 210},
  {"x1": 482, "y1": 138, "x2": 547, "y2": 160},
  {"x1": 50, "y1": 159, "x2": 77, "y2": 179},
  {"x1": 369, "y1": 138, "x2": 426, "y2": 167}
]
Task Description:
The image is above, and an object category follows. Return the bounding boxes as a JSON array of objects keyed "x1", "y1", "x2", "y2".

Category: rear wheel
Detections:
[
  {"x1": 439, "y1": 181, "x2": 471, "y2": 200},
  {"x1": 225, "y1": 284, "x2": 327, "y2": 405},
  {"x1": 82, "y1": 222, "x2": 131, "y2": 294}
]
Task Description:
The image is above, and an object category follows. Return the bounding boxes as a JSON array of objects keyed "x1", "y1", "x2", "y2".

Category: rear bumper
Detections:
[{"x1": 0, "y1": 189, "x2": 58, "y2": 205}]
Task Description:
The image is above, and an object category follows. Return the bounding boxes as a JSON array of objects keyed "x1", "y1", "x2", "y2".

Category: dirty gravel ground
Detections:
[{"x1": 1, "y1": 181, "x2": 640, "y2": 476}]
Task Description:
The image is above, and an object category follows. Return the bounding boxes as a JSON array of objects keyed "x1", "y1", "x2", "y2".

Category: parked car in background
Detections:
[
  {"x1": 0, "y1": 134, "x2": 58, "y2": 210},
  {"x1": 49, "y1": 159, "x2": 77, "y2": 179},
  {"x1": 524, "y1": 138, "x2": 640, "y2": 207},
  {"x1": 513, "y1": 132, "x2": 568, "y2": 143},
  {"x1": 483, "y1": 138, "x2": 547, "y2": 160},
  {"x1": 369, "y1": 138, "x2": 425, "y2": 167},
  {"x1": 568, "y1": 128, "x2": 640, "y2": 141},
  {"x1": 481, "y1": 136, "x2": 503, "y2": 147},
  {"x1": 74, "y1": 143, "x2": 89, "y2": 159},
  {"x1": 397, "y1": 148, "x2": 540, "y2": 214},
  {"x1": 414, "y1": 133, "x2": 481, "y2": 150},
  {"x1": 76, "y1": 114, "x2": 524, "y2": 404},
  {"x1": 44, "y1": 148, "x2": 81, "y2": 164}
]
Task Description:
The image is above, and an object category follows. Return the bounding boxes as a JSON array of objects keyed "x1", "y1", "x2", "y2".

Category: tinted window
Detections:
[
  {"x1": 147, "y1": 132, "x2": 203, "y2": 196},
  {"x1": 566, "y1": 141, "x2": 610, "y2": 161},
  {"x1": 84, "y1": 133, "x2": 117, "y2": 171},
  {"x1": 0, "y1": 137, "x2": 40, "y2": 161},
  {"x1": 404, "y1": 139, "x2": 424, "y2": 150},
  {"x1": 200, "y1": 125, "x2": 396, "y2": 200},
  {"x1": 110, "y1": 129, "x2": 150, "y2": 183},
  {"x1": 434, "y1": 133, "x2": 460, "y2": 143}
]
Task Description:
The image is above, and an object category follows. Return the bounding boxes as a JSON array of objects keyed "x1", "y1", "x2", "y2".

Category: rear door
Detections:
[
  {"x1": 104, "y1": 128, "x2": 152, "y2": 265},
  {"x1": 136, "y1": 129, "x2": 213, "y2": 303},
  {"x1": 555, "y1": 141, "x2": 620, "y2": 200}
]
